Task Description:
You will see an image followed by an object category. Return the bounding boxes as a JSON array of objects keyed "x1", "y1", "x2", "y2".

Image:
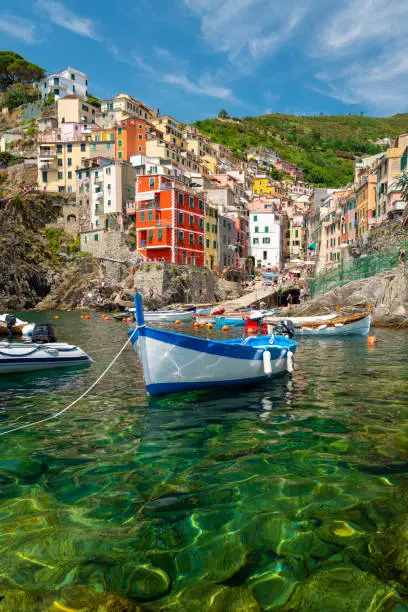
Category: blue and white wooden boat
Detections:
[
  {"x1": 267, "y1": 310, "x2": 371, "y2": 337},
  {"x1": 129, "y1": 294, "x2": 297, "y2": 396},
  {"x1": 0, "y1": 342, "x2": 92, "y2": 374}
]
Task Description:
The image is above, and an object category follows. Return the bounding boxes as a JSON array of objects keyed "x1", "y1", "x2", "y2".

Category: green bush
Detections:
[{"x1": 44, "y1": 227, "x2": 64, "y2": 254}]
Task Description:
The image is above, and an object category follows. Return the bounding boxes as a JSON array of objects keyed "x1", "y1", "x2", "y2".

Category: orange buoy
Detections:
[
  {"x1": 84, "y1": 315, "x2": 91, "y2": 320},
  {"x1": 367, "y1": 335, "x2": 377, "y2": 345},
  {"x1": 222, "y1": 325, "x2": 229, "y2": 332},
  {"x1": 193, "y1": 322, "x2": 199, "y2": 328},
  {"x1": 54, "y1": 315, "x2": 59, "y2": 320},
  {"x1": 175, "y1": 320, "x2": 181, "y2": 325},
  {"x1": 104, "y1": 317, "x2": 110, "y2": 321}
]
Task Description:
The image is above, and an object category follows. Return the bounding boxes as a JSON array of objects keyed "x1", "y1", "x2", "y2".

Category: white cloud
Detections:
[
  {"x1": 162, "y1": 74, "x2": 233, "y2": 100},
  {"x1": 312, "y1": 0, "x2": 408, "y2": 113},
  {"x1": 36, "y1": 0, "x2": 101, "y2": 40},
  {"x1": 0, "y1": 14, "x2": 36, "y2": 43},
  {"x1": 183, "y1": 0, "x2": 310, "y2": 64}
]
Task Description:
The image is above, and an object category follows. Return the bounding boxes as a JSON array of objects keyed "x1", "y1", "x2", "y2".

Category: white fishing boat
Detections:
[
  {"x1": 267, "y1": 310, "x2": 372, "y2": 337},
  {"x1": 0, "y1": 314, "x2": 35, "y2": 336},
  {"x1": 129, "y1": 294, "x2": 297, "y2": 396},
  {"x1": 0, "y1": 342, "x2": 92, "y2": 374},
  {"x1": 266, "y1": 313, "x2": 338, "y2": 326},
  {"x1": 127, "y1": 307, "x2": 194, "y2": 323}
]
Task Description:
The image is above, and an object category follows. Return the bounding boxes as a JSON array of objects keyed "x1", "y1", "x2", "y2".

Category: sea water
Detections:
[{"x1": 0, "y1": 312, "x2": 407, "y2": 610}]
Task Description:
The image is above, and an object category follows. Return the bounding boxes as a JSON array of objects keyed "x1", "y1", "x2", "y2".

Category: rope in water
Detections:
[{"x1": 0, "y1": 329, "x2": 138, "y2": 438}]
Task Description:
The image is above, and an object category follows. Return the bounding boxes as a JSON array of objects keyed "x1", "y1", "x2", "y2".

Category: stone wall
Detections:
[{"x1": 351, "y1": 220, "x2": 408, "y2": 258}]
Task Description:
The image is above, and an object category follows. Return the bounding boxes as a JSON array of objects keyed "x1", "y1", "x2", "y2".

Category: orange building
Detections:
[
  {"x1": 136, "y1": 175, "x2": 205, "y2": 266},
  {"x1": 115, "y1": 118, "x2": 162, "y2": 162}
]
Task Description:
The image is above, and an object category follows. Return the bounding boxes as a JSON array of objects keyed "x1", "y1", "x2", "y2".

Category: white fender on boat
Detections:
[
  {"x1": 317, "y1": 324, "x2": 327, "y2": 331},
  {"x1": 287, "y1": 351, "x2": 294, "y2": 373},
  {"x1": 263, "y1": 350, "x2": 272, "y2": 376},
  {"x1": 334, "y1": 323, "x2": 344, "y2": 327}
]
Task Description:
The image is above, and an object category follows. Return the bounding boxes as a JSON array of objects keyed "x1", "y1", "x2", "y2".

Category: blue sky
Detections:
[{"x1": 1, "y1": 0, "x2": 407, "y2": 122}]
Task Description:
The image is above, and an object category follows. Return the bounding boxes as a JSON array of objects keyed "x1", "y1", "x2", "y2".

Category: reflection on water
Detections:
[{"x1": 0, "y1": 312, "x2": 407, "y2": 610}]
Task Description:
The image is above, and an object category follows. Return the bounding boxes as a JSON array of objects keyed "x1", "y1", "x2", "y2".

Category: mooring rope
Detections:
[{"x1": 0, "y1": 329, "x2": 138, "y2": 438}]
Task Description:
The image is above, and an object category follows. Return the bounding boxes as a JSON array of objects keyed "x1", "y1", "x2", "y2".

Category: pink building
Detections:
[
  {"x1": 274, "y1": 160, "x2": 304, "y2": 180},
  {"x1": 248, "y1": 195, "x2": 281, "y2": 212}
]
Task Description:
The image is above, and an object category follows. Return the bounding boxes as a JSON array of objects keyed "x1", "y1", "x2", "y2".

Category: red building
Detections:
[{"x1": 136, "y1": 175, "x2": 205, "y2": 266}]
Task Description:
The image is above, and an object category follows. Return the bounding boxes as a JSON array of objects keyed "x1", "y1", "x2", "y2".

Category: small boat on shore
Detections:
[
  {"x1": 129, "y1": 294, "x2": 297, "y2": 396},
  {"x1": 125, "y1": 307, "x2": 195, "y2": 323},
  {"x1": 0, "y1": 342, "x2": 92, "y2": 374},
  {"x1": 0, "y1": 314, "x2": 35, "y2": 336},
  {"x1": 267, "y1": 310, "x2": 372, "y2": 337}
]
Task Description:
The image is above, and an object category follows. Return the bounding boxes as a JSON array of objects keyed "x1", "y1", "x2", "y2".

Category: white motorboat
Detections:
[
  {"x1": 0, "y1": 342, "x2": 92, "y2": 374},
  {"x1": 0, "y1": 314, "x2": 35, "y2": 336},
  {"x1": 266, "y1": 313, "x2": 338, "y2": 326},
  {"x1": 267, "y1": 311, "x2": 372, "y2": 337}
]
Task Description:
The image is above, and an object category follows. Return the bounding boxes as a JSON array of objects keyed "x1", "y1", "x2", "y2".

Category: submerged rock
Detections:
[
  {"x1": 283, "y1": 565, "x2": 400, "y2": 611},
  {"x1": 107, "y1": 562, "x2": 170, "y2": 601}
]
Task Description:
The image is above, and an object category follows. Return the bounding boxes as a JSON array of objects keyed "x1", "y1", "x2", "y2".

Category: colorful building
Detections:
[
  {"x1": 135, "y1": 175, "x2": 205, "y2": 265},
  {"x1": 98, "y1": 94, "x2": 155, "y2": 128},
  {"x1": 252, "y1": 176, "x2": 285, "y2": 198},
  {"x1": 205, "y1": 204, "x2": 218, "y2": 270},
  {"x1": 57, "y1": 96, "x2": 99, "y2": 125},
  {"x1": 249, "y1": 211, "x2": 283, "y2": 269},
  {"x1": 38, "y1": 67, "x2": 88, "y2": 101},
  {"x1": 37, "y1": 136, "x2": 90, "y2": 193}
]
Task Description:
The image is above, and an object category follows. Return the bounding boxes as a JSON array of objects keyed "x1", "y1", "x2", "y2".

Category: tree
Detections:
[
  {"x1": 86, "y1": 93, "x2": 101, "y2": 108},
  {"x1": 218, "y1": 109, "x2": 229, "y2": 119},
  {"x1": 0, "y1": 51, "x2": 45, "y2": 92},
  {"x1": 4, "y1": 82, "x2": 40, "y2": 110},
  {"x1": 397, "y1": 170, "x2": 408, "y2": 202}
]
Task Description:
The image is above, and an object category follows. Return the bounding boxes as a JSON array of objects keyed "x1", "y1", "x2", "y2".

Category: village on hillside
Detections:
[{"x1": 1, "y1": 63, "x2": 408, "y2": 288}]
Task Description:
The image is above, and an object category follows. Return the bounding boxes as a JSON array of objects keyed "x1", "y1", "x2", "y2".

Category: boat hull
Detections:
[
  {"x1": 143, "y1": 310, "x2": 194, "y2": 323},
  {"x1": 130, "y1": 326, "x2": 296, "y2": 396},
  {"x1": 268, "y1": 314, "x2": 372, "y2": 337},
  {"x1": 0, "y1": 343, "x2": 92, "y2": 374}
]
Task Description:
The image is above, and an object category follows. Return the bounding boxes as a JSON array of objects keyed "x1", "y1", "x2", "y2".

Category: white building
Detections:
[
  {"x1": 249, "y1": 211, "x2": 283, "y2": 269},
  {"x1": 98, "y1": 94, "x2": 155, "y2": 128},
  {"x1": 38, "y1": 67, "x2": 88, "y2": 101}
]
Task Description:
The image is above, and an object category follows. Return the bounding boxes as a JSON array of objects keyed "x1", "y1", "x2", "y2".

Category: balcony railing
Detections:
[
  {"x1": 138, "y1": 201, "x2": 159, "y2": 210},
  {"x1": 38, "y1": 150, "x2": 56, "y2": 159},
  {"x1": 156, "y1": 221, "x2": 172, "y2": 228}
]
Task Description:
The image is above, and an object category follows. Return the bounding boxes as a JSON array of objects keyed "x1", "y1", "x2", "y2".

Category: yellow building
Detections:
[
  {"x1": 205, "y1": 204, "x2": 218, "y2": 270},
  {"x1": 57, "y1": 96, "x2": 99, "y2": 125},
  {"x1": 252, "y1": 176, "x2": 284, "y2": 197},
  {"x1": 38, "y1": 140, "x2": 90, "y2": 193}
]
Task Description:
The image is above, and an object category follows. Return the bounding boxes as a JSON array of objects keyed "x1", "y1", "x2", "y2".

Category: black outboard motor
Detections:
[
  {"x1": 32, "y1": 323, "x2": 57, "y2": 344},
  {"x1": 5, "y1": 314, "x2": 16, "y2": 337},
  {"x1": 275, "y1": 319, "x2": 295, "y2": 339}
]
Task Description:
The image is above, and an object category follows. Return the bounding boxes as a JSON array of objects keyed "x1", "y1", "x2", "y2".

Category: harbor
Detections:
[{"x1": 0, "y1": 310, "x2": 407, "y2": 609}]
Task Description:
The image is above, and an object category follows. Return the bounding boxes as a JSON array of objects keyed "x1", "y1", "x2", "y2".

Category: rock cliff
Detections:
[{"x1": 295, "y1": 268, "x2": 408, "y2": 326}]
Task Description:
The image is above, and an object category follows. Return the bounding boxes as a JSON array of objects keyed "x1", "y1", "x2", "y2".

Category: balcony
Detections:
[
  {"x1": 389, "y1": 200, "x2": 406, "y2": 213},
  {"x1": 94, "y1": 205, "x2": 104, "y2": 216},
  {"x1": 38, "y1": 150, "x2": 56, "y2": 159},
  {"x1": 156, "y1": 221, "x2": 172, "y2": 228},
  {"x1": 39, "y1": 161, "x2": 58, "y2": 171},
  {"x1": 138, "y1": 201, "x2": 159, "y2": 210}
]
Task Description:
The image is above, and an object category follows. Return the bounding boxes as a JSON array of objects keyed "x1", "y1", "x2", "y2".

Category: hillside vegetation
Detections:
[{"x1": 195, "y1": 113, "x2": 408, "y2": 187}]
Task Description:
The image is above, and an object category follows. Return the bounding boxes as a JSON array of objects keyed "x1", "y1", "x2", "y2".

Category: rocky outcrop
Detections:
[{"x1": 295, "y1": 268, "x2": 408, "y2": 326}]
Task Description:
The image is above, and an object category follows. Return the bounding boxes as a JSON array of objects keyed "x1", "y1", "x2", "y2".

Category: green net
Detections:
[{"x1": 309, "y1": 241, "x2": 408, "y2": 298}]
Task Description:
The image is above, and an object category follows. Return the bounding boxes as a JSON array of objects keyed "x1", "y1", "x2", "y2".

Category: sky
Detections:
[{"x1": 1, "y1": 0, "x2": 407, "y2": 122}]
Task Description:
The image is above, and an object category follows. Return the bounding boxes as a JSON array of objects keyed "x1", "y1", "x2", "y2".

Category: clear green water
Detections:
[{"x1": 1, "y1": 312, "x2": 408, "y2": 611}]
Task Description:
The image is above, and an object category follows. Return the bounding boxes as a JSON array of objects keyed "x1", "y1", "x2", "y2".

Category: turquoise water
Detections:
[{"x1": 0, "y1": 312, "x2": 408, "y2": 611}]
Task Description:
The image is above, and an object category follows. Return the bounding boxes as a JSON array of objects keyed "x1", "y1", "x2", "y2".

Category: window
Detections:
[
  {"x1": 138, "y1": 134, "x2": 143, "y2": 140},
  {"x1": 148, "y1": 230, "x2": 153, "y2": 241},
  {"x1": 179, "y1": 231, "x2": 184, "y2": 241},
  {"x1": 262, "y1": 237, "x2": 271, "y2": 244},
  {"x1": 148, "y1": 211, "x2": 153, "y2": 221},
  {"x1": 198, "y1": 199, "x2": 204, "y2": 210},
  {"x1": 139, "y1": 124, "x2": 143, "y2": 129},
  {"x1": 178, "y1": 212, "x2": 183, "y2": 223},
  {"x1": 189, "y1": 215, "x2": 194, "y2": 226},
  {"x1": 56, "y1": 144, "x2": 62, "y2": 153},
  {"x1": 109, "y1": 133, "x2": 114, "y2": 141},
  {"x1": 189, "y1": 196, "x2": 194, "y2": 208},
  {"x1": 199, "y1": 217, "x2": 204, "y2": 227},
  {"x1": 149, "y1": 177, "x2": 155, "y2": 188},
  {"x1": 213, "y1": 240, "x2": 217, "y2": 249},
  {"x1": 68, "y1": 171, "x2": 72, "y2": 179},
  {"x1": 118, "y1": 128, "x2": 122, "y2": 135},
  {"x1": 107, "y1": 184, "x2": 111, "y2": 190},
  {"x1": 158, "y1": 230, "x2": 163, "y2": 240},
  {"x1": 82, "y1": 104, "x2": 88, "y2": 112},
  {"x1": 118, "y1": 152, "x2": 122, "y2": 159},
  {"x1": 263, "y1": 251, "x2": 267, "y2": 260},
  {"x1": 107, "y1": 200, "x2": 111, "y2": 206},
  {"x1": 57, "y1": 158, "x2": 63, "y2": 167},
  {"x1": 206, "y1": 222, "x2": 210, "y2": 231},
  {"x1": 107, "y1": 144, "x2": 111, "y2": 150},
  {"x1": 138, "y1": 147, "x2": 143, "y2": 152},
  {"x1": 94, "y1": 234, "x2": 98, "y2": 241},
  {"x1": 178, "y1": 193, "x2": 184, "y2": 205},
  {"x1": 189, "y1": 233, "x2": 194, "y2": 244},
  {"x1": 67, "y1": 157, "x2": 72, "y2": 167},
  {"x1": 53, "y1": 77, "x2": 59, "y2": 85},
  {"x1": 78, "y1": 172, "x2": 82, "y2": 179},
  {"x1": 81, "y1": 143, "x2": 86, "y2": 152},
  {"x1": 254, "y1": 215, "x2": 258, "y2": 221},
  {"x1": 106, "y1": 167, "x2": 111, "y2": 175},
  {"x1": 255, "y1": 226, "x2": 259, "y2": 233},
  {"x1": 58, "y1": 186, "x2": 65, "y2": 193},
  {"x1": 84, "y1": 236, "x2": 88, "y2": 244},
  {"x1": 212, "y1": 224, "x2": 216, "y2": 233},
  {"x1": 58, "y1": 171, "x2": 63, "y2": 180},
  {"x1": 140, "y1": 212, "x2": 145, "y2": 221},
  {"x1": 199, "y1": 236, "x2": 203, "y2": 245},
  {"x1": 253, "y1": 237, "x2": 259, "y2": 244},
  {"x1": 118, "y1": 140, "x2": 122, "y2": 147},
  {"x1": 206, "y1": 239, "x2": 210, "y2": 248},
  {"x1": 264, "y1": 226, "x2": 269, "y2": 233},
  {"x1": 54, "y1": 88, "x2": 59, "y2": 95},
  {"x1": 71, "y1": 73, "x2": 75, "y2": 80},
  {"x1": 295, "y1": 229, "x2": 299, "y2": 238}
]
